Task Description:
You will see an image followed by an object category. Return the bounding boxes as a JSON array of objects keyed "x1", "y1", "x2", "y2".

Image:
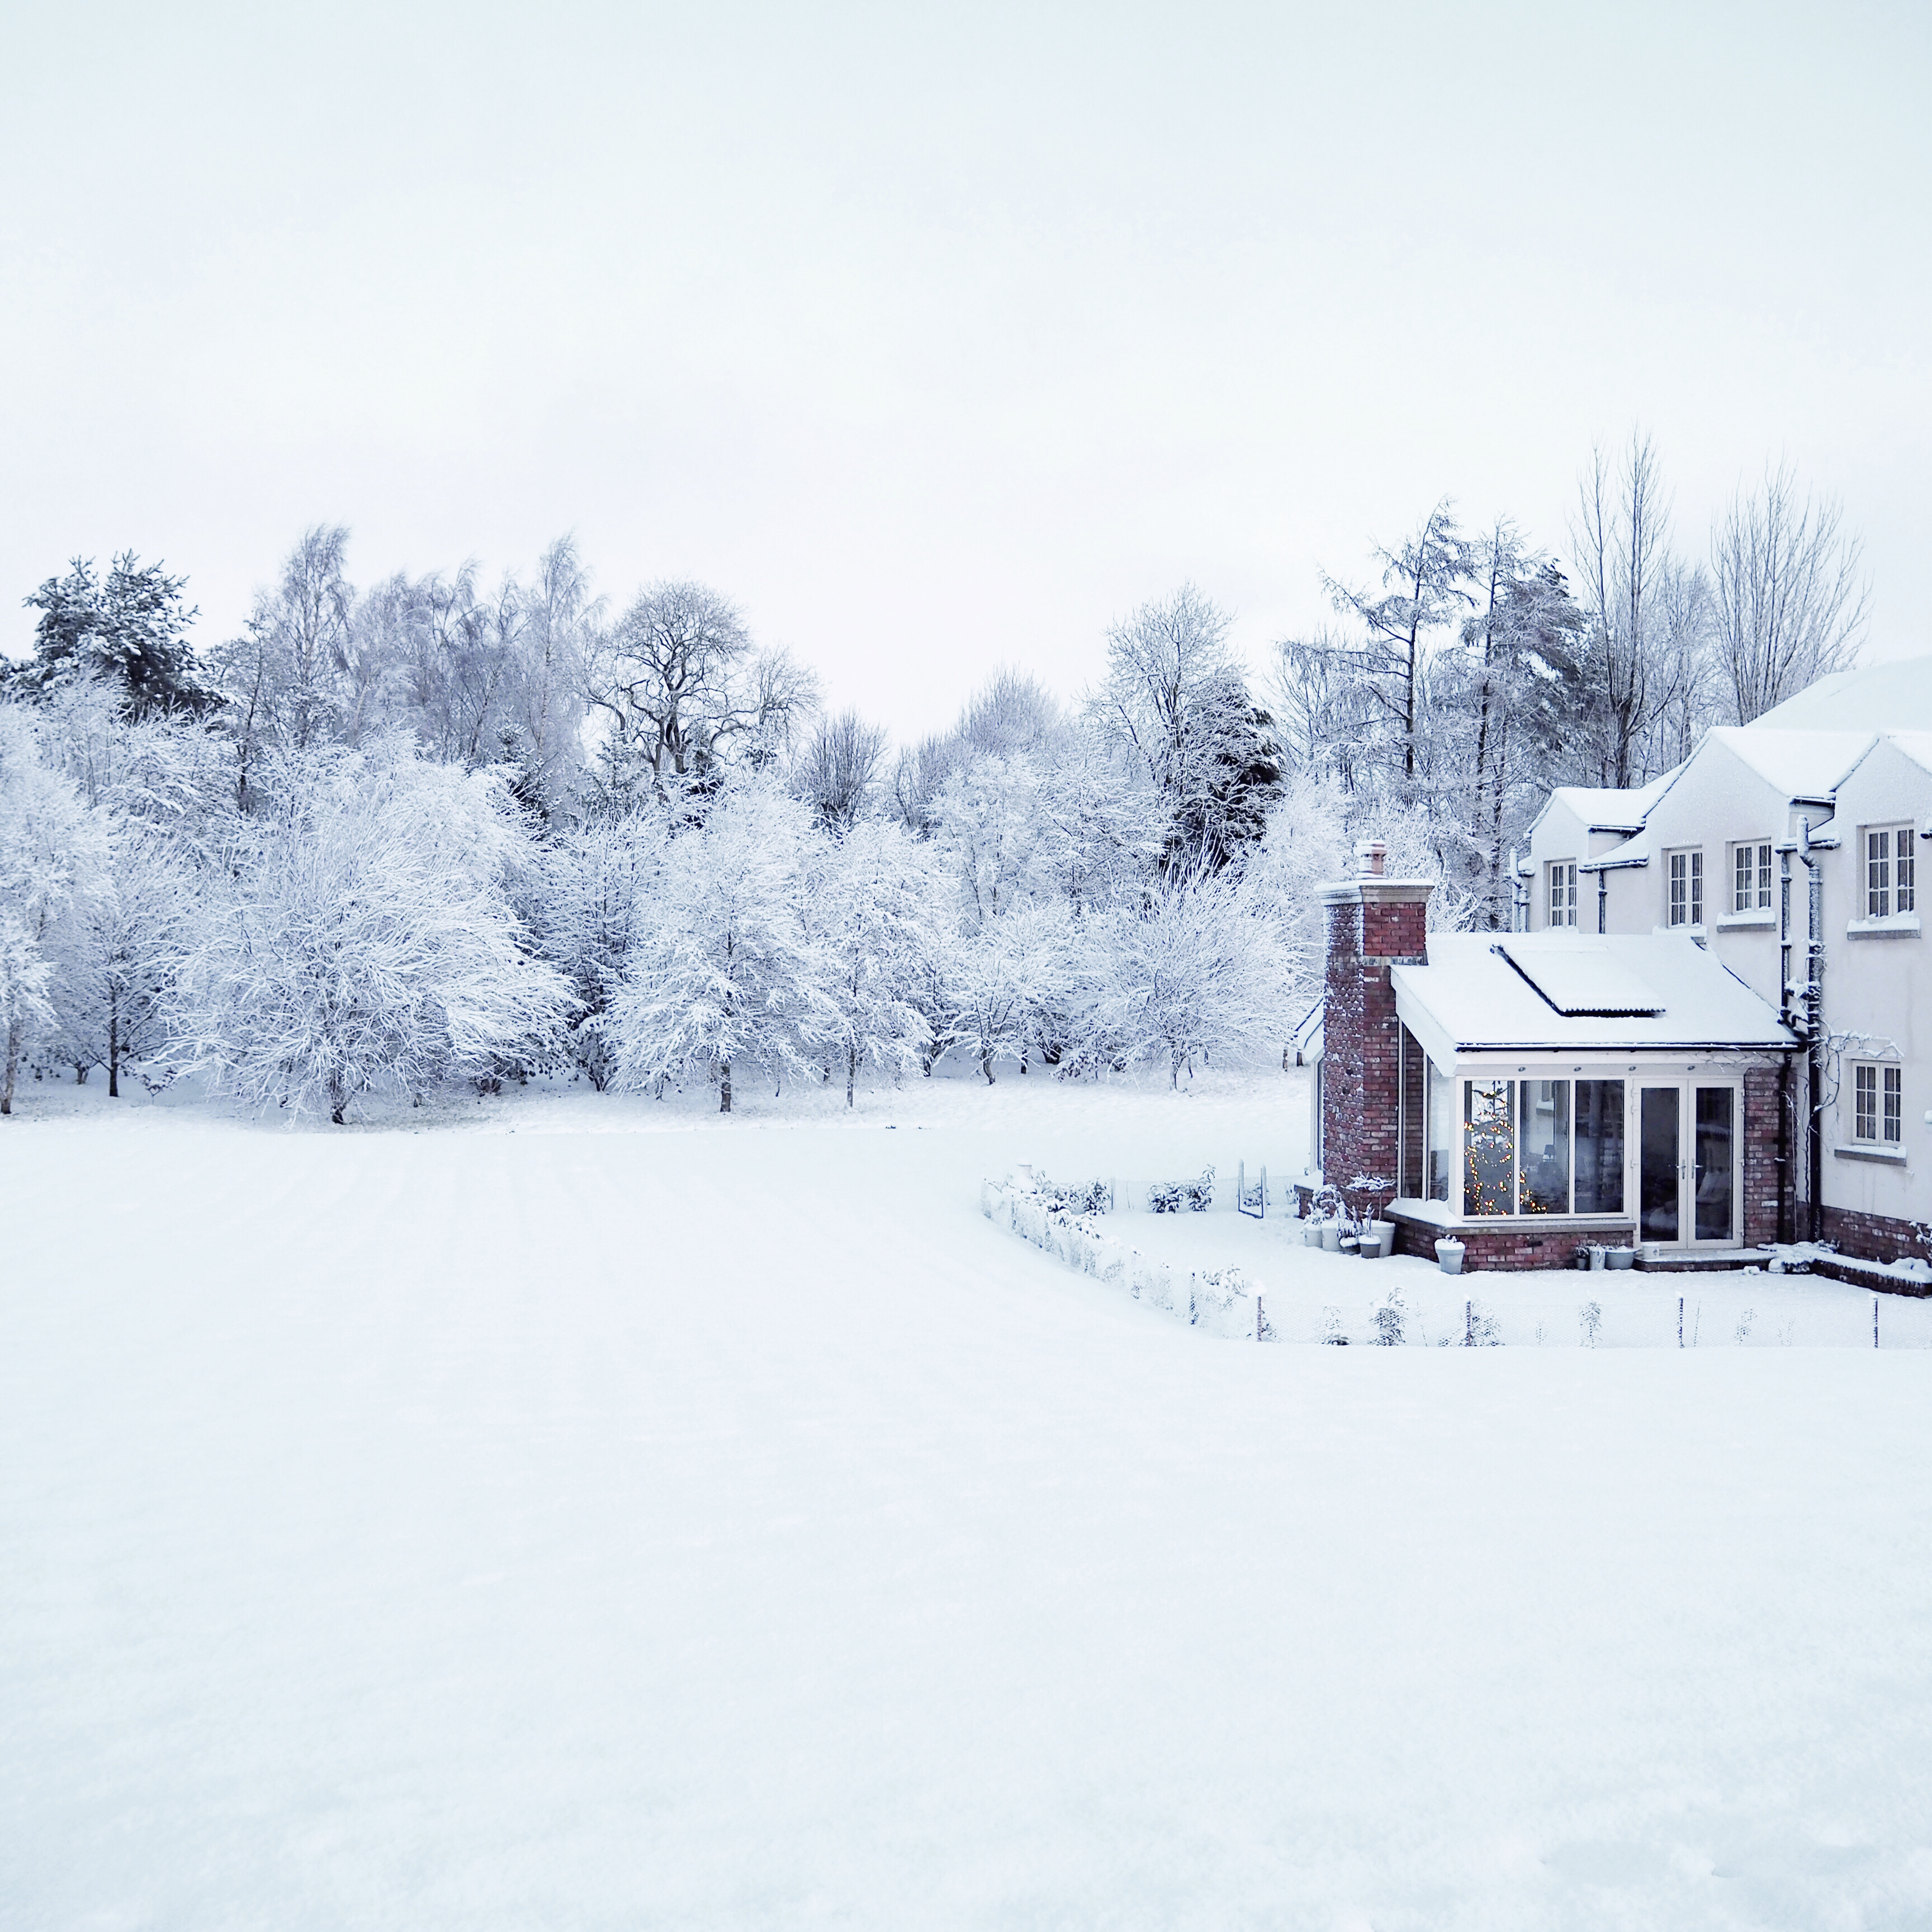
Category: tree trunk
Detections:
[
  {"x1": 981, "y1": 1047, "x2": 995, "y2": 1086},
  {"x1": 108, "y1": 1005, "x2": 119, "y2": 1099},
  {"x1": 720, "y1": 1059, "x2": 732, "y2": 1113},
  {"x1": 846, "y1": 1043, "x2": 856, "y2": 1109},
  {"x1": 2, "y1": 1022, "x2": 18, "y2": 1115}
]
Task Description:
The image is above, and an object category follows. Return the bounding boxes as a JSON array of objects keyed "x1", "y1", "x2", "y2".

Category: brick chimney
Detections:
[{"x1": 1318, "y1": 842, "x2": 1432, "y2": 1206}]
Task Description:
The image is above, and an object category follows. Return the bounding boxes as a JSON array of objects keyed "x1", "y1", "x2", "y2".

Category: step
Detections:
[{"x1": 1633, "y1": 1247, "x2": 1774, "y2": 1272}]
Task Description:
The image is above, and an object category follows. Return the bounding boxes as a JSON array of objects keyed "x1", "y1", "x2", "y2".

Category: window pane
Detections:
[
  {"x1": 1690, "y1": 850, "x2": 1703, "y2": 925},
  {"x1": 1640, "y1": 1087, "x2": 1680, "y2": 1241},
  {"x1": 1758, "y1": 843, "x2": 1773, "y2": 909},
  {"x1": 1694, "y1": 1087, "x2": 1734, "y2": 1243},
  {"x1": 1885, "y1": 1065, "x2": 1902, "y2": 1142},
  {"x1": 1464, "y1": 1078, "x2": 1516, "y2": 1217},
  {"x1": 1901, "y1": 838, "x2": 1916, "y2": 914},
  {"x1": 1869, "y1": 831, "x2": 1891, "y2": 918},
  {"x1": 1855, "y1": 1063, "x2": 1877, "y2": 1140},
  {"x1": 1734, "y1": 845, "x2": 1750, "y2": 914},
  {"x1": 1669, "y1": 853, "x2": 1686, "y2": 925},
  {"x1": 1426, "y1": 1060, "x2": 1453, "y2": 1202},
  {"x1": 1574, "y1": 1080, "x2": 1625, "y2": 1214},
  {"x1": 1519, "y1": 1080, "x2": 1571, "y2": 1213}
]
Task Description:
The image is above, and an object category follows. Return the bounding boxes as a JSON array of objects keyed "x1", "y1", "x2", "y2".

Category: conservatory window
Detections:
[
  {"x1": 1865, "y1": 826, "x2": 1915, "y2": 918},
  {"x1": 1548, "y1": 861, "x2": 1578, "y2": 928},
  {"x1": 1456, "y1": 1076, "x2": 1627, "y2": 1216},
  {"x1": 1731, "y1": 841, "x2": 1773, "y2": 913},
  {"x1": 1666, "y1": 849, "x2": 1703, "y2": 927},
  {"x1": 1464, "y1": 1079, "x2": 1517, "y2": 1216},
  {"x1": 1425, "y1": 1060, "x2": 1453, "y2": 1202}
]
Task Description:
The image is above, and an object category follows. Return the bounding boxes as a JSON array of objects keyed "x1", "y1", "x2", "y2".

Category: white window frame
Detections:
[
  {"x1": 1666, "y1": 847, "x2": 1704, "y2": 928},
  {"x1": 1730, "y1": 840, "x2": 1773, "y2": 914},
  {"x1": 1547, "y1": 860, "x2": 1578, "y2": 929},
  {"x1": 1848, "y1": 1059, "x2": 1903, "y2": 1145},
  {"x1": 1864, "y1": 825, "x2": 1916, "y2": 919}
]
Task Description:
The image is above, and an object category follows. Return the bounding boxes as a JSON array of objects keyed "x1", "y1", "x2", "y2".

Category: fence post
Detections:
[
  {"x1": 1678, "y1": 1296, "x2": 1684, "y2": 1349},
  {"x1": 1465, "y1": 1299, "x2": 1473, "y2": 1347},
  {"x1": 1874, "y1": 1296, "x2": 1880, "y2": 1350}
]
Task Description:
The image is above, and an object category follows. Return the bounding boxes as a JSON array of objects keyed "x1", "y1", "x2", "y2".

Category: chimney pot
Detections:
[{"x1": 1355, "y1": 840, "x2": 1387, "y2": 878}]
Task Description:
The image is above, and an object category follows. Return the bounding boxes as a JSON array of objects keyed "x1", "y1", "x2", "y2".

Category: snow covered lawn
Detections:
[{"x1": 6, "y1": 1069, "x2": 1932, "y2": 1928}]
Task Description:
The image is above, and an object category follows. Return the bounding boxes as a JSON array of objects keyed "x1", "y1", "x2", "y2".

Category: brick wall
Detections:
[
  {"x1": 1386, "y1": 1211, "x2": 1635, "y2": 1270},
  {"x1": 1742, "y1": 1065, "x2": 1787, "y2": 1249},
  {"x1": 1819, "y1": 1202, "x2": 1930, "y2": 1268},
  {"x1": 1319, "y1": 881, "x2": 1430, "y2": 1221}
]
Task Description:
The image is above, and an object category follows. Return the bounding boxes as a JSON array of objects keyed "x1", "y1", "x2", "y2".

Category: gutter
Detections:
[{"x1": 1579, "y1": 851, "x2": 1649, "y2": 936}]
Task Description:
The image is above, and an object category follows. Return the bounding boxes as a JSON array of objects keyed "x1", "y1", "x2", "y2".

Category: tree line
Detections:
[{"x1": 0, "y1": 434, "x2": 1867, "y2": 1119}]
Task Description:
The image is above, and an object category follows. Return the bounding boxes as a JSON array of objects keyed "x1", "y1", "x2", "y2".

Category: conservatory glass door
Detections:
[
  {"x1": 1692, "y1": 1086, "x2": 1736, "y2": 1244},
  {"x1": 1639, "y1": 1086, "x2": 1681, "y2": 1243}
]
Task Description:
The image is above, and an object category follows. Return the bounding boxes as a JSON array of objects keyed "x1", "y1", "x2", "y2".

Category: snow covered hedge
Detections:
[{"x1": 981, "y1": 1176, "x2": 1270, "y2": 1340}]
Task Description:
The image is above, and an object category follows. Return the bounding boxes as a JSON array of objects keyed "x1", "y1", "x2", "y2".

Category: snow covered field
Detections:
[{"x1": 6, "y1": 1066, "x2": 1932, "y2": 1928}]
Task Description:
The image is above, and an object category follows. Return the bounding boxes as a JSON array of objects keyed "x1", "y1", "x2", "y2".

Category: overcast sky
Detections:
[{"x1": 4, "y1": 0, "x2": 1928, "y2": 741}]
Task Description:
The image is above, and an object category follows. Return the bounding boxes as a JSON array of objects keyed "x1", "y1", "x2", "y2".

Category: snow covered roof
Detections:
[
  {"x1": 1860, "y1": 730, "x2": 1932, "y2": 780},
  {"x1": 1750, "y1": 657, "x2": 1932, "y2": 732},
  {"x1": 1389, "y1": 932, "x2": 1797, "y2": 1072},
  {"x1": 1703, "y1": 727, "x2": 1873, "y2": 801},
  {"x1": 1530, "y1": 769, "x2": 1678, "y2": 836}
]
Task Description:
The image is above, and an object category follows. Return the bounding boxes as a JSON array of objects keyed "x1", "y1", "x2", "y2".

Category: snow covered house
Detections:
[
  {"x1": 1306, "y1": 846, "x2": 1800, "y2": 1269},
  {"x1": 1522, "y1": 655, "x2": 1932, "y2": 1269}
]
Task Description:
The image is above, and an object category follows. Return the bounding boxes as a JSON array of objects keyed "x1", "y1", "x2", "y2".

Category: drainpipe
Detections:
[
  {"x1": 1597, "y1": 865, "x2": 1608, "y2": 935},
  {"x1": 1777, "y1": 839, "x2": 1797, "y2": 1246},
  {"x1": 1796, "y1": 817, "x2": 1840, "y2": 1243}
]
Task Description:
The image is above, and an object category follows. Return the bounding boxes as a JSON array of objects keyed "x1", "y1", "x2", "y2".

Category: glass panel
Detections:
[
  {"x1": 1574, "y1": 1079, "x2": 1626, "y2": 1214},
  {"x1": 1734, "y1": 845, "x2": 1753, "y2": 914},
  {"x1": 1900, "y1": 837, "x2": 1916, "y2": 913},
  {"x1": 1464, "y1": 1078, "x2": 1516, "y2": 1217},
  {"x1": 1855, "y1": 1063, "x2": 1877, "y2": 1140},
  {"x1": 1869, "y1": 830, "x2": 1891, "y2": 917},
  {"x1": 1669, "y1": 854, "x2": 1686, "y2": 925},
  {"x1": 1518, "y1": 1080, "x2": 1571, "y2": 1214},
  {"x1": 1425, "y1": 1060, "x2": 1453, "y2": 1202},
  {"x1": 1885, "y1": 1065, "x2": 1902, "y2": 1143},
  {"x1": 1757, "y1": 844, "x2": 1773, "y2": 909},
  {"x1": 1694, "y1": 1087, "x2": 1735, "y2": 1243},
  {"x1": 1640, "y1": 1086, "x2": 1680, "y2": 1242},
  {"x1": 1690, "y1": 850, "x2": 1703, "y2": 924}
]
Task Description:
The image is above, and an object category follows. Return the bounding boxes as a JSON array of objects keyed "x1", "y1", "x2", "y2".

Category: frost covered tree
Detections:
[
  {"x1": 11, "y1": 554, "x2": 211, "y2": 718},
  {"x1": 171, "y1": 735, "x2": 570, "y2": 1123},
  {"x1": 1090, "y1": 869, "x2": 1289, "y2": 1087},
  {"x1": 809, "y1": 819, "x2": 932, "y2": 1104},
  {"x1": 797, "y1": 708, "x2": 889, "y2": 834},
  {"x1": 944, "y1": 901, "x2": 1077, "y2": 1083},
  {"x1": 605, "y1": 780, "x2": 826, "y2": 1110},
  {"x1": 535, "y1": 809, "x2": 666, "y2": 1089},
  {"x1": 0, "y1": 708, "x2": 105, "y2": 1114}
]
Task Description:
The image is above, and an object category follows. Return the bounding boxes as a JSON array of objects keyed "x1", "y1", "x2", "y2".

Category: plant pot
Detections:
[
  {"x1": 1359, "y1": 1236, "x2": 1383, "y2": 1259},
  {"x1": 1364, "y1": 1221, "x2": 1396, "y2": 1258},
  {"x1": 1606, "y1": 1247, "x2": 1636, "y2": 1271},
  {"x1": 1434, "y1": 1237, "x2": 1466, "y2": 1276},
  {"x1": 1320, "y1": 1224, "x2": 1341, "y2": 1253},
  {"x1": 1303, "y1": 1220, "x2": 1325, "y2": 1248},
  {"x1": 1589, "y1": 1245, "x2": 1606, "y2": 1271}
]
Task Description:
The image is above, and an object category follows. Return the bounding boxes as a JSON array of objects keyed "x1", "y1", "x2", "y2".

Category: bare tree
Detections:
[
  {"x1": 1324, "y1": 500, "x2": 1474, "y2": 784},
  {"x1": 797, "y1": 708, "x2": 889, "y2": 833},
  {"x1": 1711, "y1": 463, "x2": 1868, "y2": 723},
  {"x1": 1568, "y1": 435, "x2": 1707, "y2": 787}
]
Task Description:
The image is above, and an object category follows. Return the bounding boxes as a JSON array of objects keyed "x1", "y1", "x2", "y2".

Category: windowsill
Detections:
[
  {"x1": 1714, "y1": 909, "x2": 1776, "y2": 929},
  {"x1": 1834, "y1": 1144, "x2": 1908, "y2": 1165},
  {"x1": 1653, "y1": 924, "x2": 1707, "y2": 941},
  {"x1": 1845, "y1": 913, "x2": 1921, "y2": 939}
]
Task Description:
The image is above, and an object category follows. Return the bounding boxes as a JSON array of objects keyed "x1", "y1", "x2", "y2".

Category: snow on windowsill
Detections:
[
  {"x1": 1845, "y1": 913, "x2": 1921, "y2": 940},
  {"x1": 1385, "y1": 1198, "x2": 1634, "y2": 1231},
  {"x1": 1715, "y1": 909, "x2": 1776, "y2": 930},
  {"x1": 1833, "y1": 1143, "x2": 1909, "y2": 1165}
]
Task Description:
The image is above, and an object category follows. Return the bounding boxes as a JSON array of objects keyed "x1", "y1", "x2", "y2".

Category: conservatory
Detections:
[{"x1": 1377, "y1": 934, "x2": 1798, "y2": 1264}]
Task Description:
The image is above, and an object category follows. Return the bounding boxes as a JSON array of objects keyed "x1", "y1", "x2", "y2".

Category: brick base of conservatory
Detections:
[{"x1": 1385, "y1": 1210, "x2": 1637, "y2": 1271}]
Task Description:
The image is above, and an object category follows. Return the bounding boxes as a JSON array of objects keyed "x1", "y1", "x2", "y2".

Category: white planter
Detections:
[
  {"x1": 1435, "y1": 1237, "x2": 1466, "y2": 1276},
  {"x1": 1320, "y1": 1224, "x2": 1341, "y2": 1253},
  {"x1": 1606, "y1": 1247, "x2": 1636, "y2": 1271},
  {"x1": 1303, "y1": 1220, "x2": 1325, "y2": 1248}
]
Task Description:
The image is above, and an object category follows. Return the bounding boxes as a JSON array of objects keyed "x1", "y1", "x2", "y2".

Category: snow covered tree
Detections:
[
  {"x1": 11, "y1": 554, "x2": 211, "y2": 718},
  {"x1": 809, "y1": 820, "x2": 932, "y2": 1104},
  {"x1": 171, "y1": 734, "x2": 570, "y2": 1123},
  {"x1": 534, "y1": 809, "x2": 666, "y2": 1089},
  {"x1": 943, "y1": 901, "x2": 1077, "y2": 1083},
  {"x1": 605, "y1": 780, "x2": 827, "y2": 1110},
  {"x1": 797, "y1": 708, "x2": 889, "y2": 834},
  {"x1": 0, "y1": 708, "x2": 105, "y2": 1114},
  {"x1": 1089, "y1": 869, "x2": 1290, "y2": 1087}
]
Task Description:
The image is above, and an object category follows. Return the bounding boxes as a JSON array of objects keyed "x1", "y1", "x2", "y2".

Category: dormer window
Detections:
[
  {"x1": 1730, "y1": 841, "x2": 1773, "y2": 913},
  {"x1": 1865, "y1": 826, "x2": 1915, "y2": 918},
  {"x1": 1666, "y1": 848, "x2": 1703, "y2": 927},
  {"x1": 1547, "y1": 860, "x2": 1578, "y2": 928}
]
